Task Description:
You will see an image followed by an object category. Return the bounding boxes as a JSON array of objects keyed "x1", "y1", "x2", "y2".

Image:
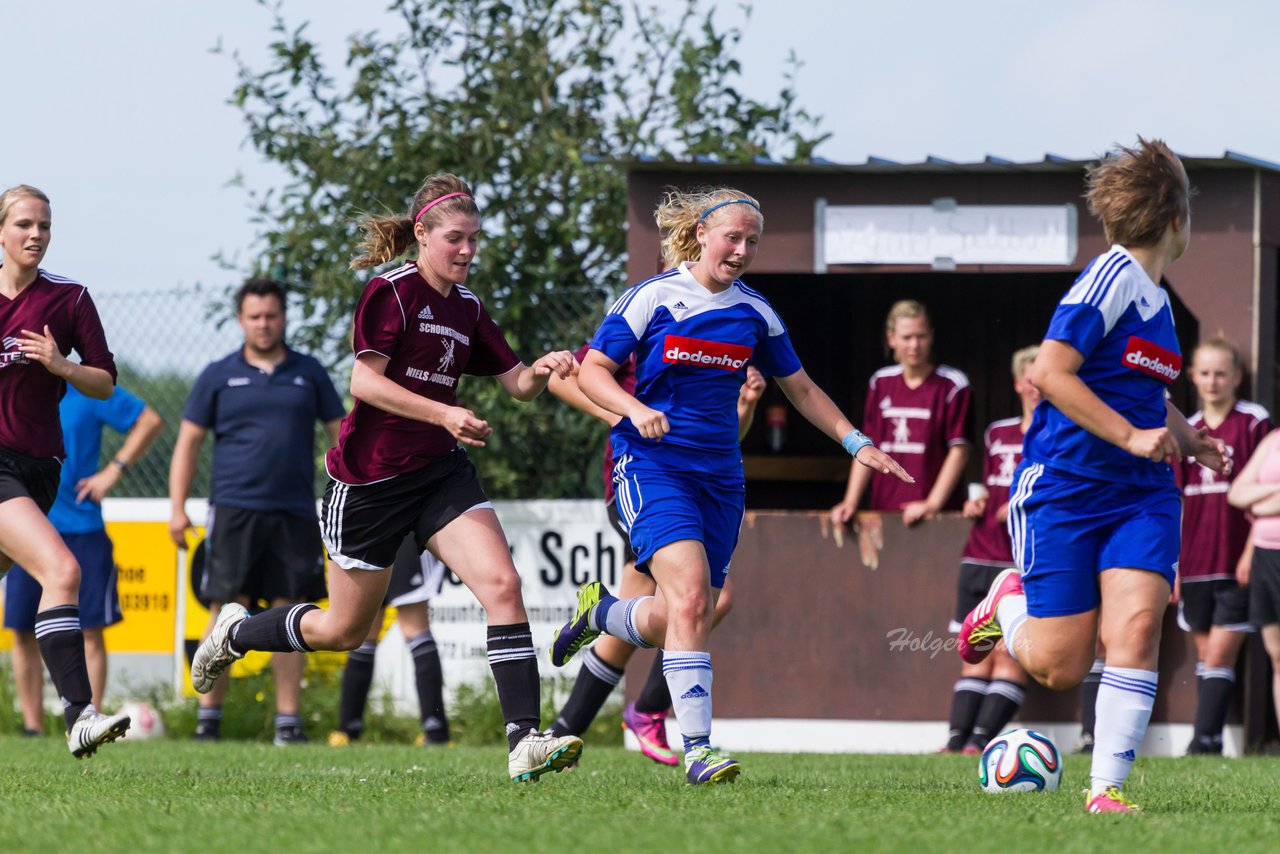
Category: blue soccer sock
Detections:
[
  {"x1": 663, "y1": 650, "x2": 713, "y2": 753},
  {"x1": 592, "y1": 596, "x2": 654, "y2": 649},
  {"x1": 1091, "y1": 666, "x2": 1157, "y2": 796}
]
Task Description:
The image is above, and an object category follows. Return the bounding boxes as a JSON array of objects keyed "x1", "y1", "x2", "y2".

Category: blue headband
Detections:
[{"x1": 698, "y1": 198, "x2": 760, "y2": 223}]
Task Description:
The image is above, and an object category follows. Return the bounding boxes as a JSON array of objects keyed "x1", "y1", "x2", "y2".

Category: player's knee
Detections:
[
  {"x1": 484, "y1": 570, "x2": 524, "y2": 612},
  {"x1": 331, "y1": 625, "x2": 370, "y2": 652},
  {"x1": 668, "y1": 591, "x2": 712, "y2": 630},
  {"x1": 43, "y1": 554, "x2": 81, "y2": 598}
]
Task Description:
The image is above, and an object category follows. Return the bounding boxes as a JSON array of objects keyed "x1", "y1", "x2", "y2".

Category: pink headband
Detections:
[{"x1": 414, "y1": 192, "x2": 473, "y2": 222}]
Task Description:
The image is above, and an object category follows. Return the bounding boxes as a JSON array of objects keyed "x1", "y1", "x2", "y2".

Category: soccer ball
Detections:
[
  {"x1": 978, "y1": 728, "x2": 1061, "y2": 793},
  {"x1": 117, "y1": 700, "x2": 165, "y2": 741}
]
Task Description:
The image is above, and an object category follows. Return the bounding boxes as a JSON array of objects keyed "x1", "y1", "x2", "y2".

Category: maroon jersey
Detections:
[
  {"x1": 861, "y1": 364, "x2": 971, "y2": 511},
  {"x1": 326, "y1": 264, "x2": 521, "y2": 484},
  {"x1": 572, "y1": 343, "x2": 638, "y2": 505},
  {"x1": 0, "y1": 270, "x2": 116, "y2": 459},
  {"x1": 961, "y1": 417, "x2": 1024, "y2": 566},
  {"x1": 1175, "y1": 401, "x2": 1271, "y2": 581}
]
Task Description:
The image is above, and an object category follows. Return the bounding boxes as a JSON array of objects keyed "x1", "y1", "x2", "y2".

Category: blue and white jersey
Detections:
[
  {"x1": 1023, "y1": 245, "x2": 1182, "y2": 487},
  {"x1": 590, "y1": 262, "x2": 802, "y2": 474}
]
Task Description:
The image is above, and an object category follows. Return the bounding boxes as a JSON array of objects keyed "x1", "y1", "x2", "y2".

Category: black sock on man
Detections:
[
  {"x1": 487, "y1": 623, "x2": 540, "y2": 750},
  {"x1": 337, "y1": 641, "x2": 377, "y2": 738},
  {"x1": 968, "y1": 679, "x2": 1025, "y2": 749},
  {"x1": 551, "y1": 647, "x2": 624, "y2": 736},
  {"x1": 408, "y1": 630, "x2": 450, "y2": 743},
  {"x1": 229, "y1": 603, "x2": 320, "y2": 654},
  {"x1": 34, "y1": 605, "x2": 93, "y2": 731},
  {"x1": 634, "y1": 651, "x2": 672, "y2": 714},
  {"x1": 945, "y1": 677, "x2": 989, "y2": 751}
]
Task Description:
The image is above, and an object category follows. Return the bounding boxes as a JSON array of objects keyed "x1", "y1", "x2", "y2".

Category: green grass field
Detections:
[{"x1": 5, "y1": 739, "x2": 1280, "y2": 852}]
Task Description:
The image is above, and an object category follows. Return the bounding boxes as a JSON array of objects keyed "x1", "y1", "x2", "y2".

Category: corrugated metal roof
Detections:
[{"x1": 620, "y1": 151, "x2": 1280, "y2": 174}]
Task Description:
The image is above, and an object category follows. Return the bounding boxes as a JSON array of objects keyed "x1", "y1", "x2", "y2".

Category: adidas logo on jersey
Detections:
[
  {"x1": 418, "y1": 306, "x2": 434, "y2": 320},
  {"x1": 672, "y1": 300, "x2": 688, "y2": 311},
  {"x1": 1123, "y1": 336, "x2": 1181, "y2": 382},
  {"x1": 1112, "y1": 748, "x2": 1136, "y2": 762},
  {"x1": 662, "y1": 334, "x2": 752, "y2": 372},
  {"x1": 680, "y1": 684, "x2": 709, "y2": 700}
]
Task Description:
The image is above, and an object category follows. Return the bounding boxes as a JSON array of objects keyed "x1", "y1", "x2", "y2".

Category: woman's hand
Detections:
[
  {"x1": 962, "y1": 497, "x2": 986, "y2": 520},
  {"x1": 627, "y1": 402, "x2": 670, "y2": 441},
  {"x1": 855, "y1": 444, "x2": 913, "y2": 484},
  {"x1": 530, "y1": 350, "x2": 576, "y2": 380},
  {"x1": 1190, "y1": 427, "x2": 1230, "y2": 475},
  {"x1": 441, "y1": 406, "x2": 493, "y2": 447},
  {"x1": 1125, "y1": 426, "x2": 1181, "y2": 463},
  {"x1": 19, "y1": 325, "x2": 70, "y2": 377}
]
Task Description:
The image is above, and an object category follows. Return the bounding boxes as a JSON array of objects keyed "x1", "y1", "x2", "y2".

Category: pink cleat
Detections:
[
  {"x1": 1087, "y1": 786, "x2": 1140, "y2": 813},
  {"x1": 622, "y1": 702, "x2": 679, "y2": 766},
  {"x1": 957, "y1": 568, "x2": 1024, "y2": 665}
]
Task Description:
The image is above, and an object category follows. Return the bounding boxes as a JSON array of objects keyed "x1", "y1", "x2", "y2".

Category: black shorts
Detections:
[
  {"x1": 0, "y1": 446, "x2": 61, "y2": 516},
  {"x1": 385, "y1": 533, "x2": 450, "y2": 607},
  {"x1": 202, "y1": 505, "x2": 327, "y2": 605},
  {"x1": 1179, "y1": 579, "x2": 1251, "y2": 633},
  {"x1": 952, "y1": 562, "x2": 1014, "y2": 630},
  {"x1": 321, "y1": 449, "x2": 489, "y2": 571},
  {"x1": 606, "y1": 499, "x2": 637, "y2": 564},
  {"x1": 1249, "y1": 547, "x2": 1280, "y2": 627}
]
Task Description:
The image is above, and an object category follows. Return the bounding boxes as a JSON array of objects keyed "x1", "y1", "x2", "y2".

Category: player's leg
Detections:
[
  {"x1": 1089, "y1": 566, "x2": 1170, "y2": 809},
  {"x1": 4, "y1": 564, "x2": 48, "y2": 734},
  {"x1": 1077, "y1": 640, "x2": 1105, "y2": 753},
  {"x1": 429, "y1": 506, "x2": 581, "y2": 780},
  {"x1": 82, "y1": 629, "x2": 107, "y2": 710},
  {"x1": 552, "y1": 562, "x2": 649, "y2": 738},
  {"x1": 68, "y1": 530, "x2": 123, "y2": 710},
  {"x1": 396, "y1": 601, "x2": 449, "y2": 744},
  {"x1": 1187, "y1": 581, "x2": 1248, "y2": 755},
  {"x1": 332, "y1": 607, "x2": 383, "y2": 745},
  {"x1": 966, "y1": 644, "x2": 1026, "y2": 751},
  {"x1": 0, "y1": 498, "x2": 122, "y2": 753},
  {"x1": 945, "y1": 564, "x2": 997, "y2": 751},
  {"x1": 13, "y1": 631, "x2": 47, "y2": 734},
  {"x1": 267, "y1": 597, "x2": 308, "y2": 746},
  {"x1": 266, "y1": 511, "x2": 330, "y2": 745}
]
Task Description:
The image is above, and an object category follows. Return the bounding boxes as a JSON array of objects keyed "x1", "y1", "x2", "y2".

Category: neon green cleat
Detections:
[{"x1": 551, "y1": 582, "x2": 608, "y2": 667}]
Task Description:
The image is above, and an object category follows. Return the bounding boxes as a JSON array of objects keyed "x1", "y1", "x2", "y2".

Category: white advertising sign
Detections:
[{"x1": 821, "y1": 203, "x2": 1077, "y2": 267}]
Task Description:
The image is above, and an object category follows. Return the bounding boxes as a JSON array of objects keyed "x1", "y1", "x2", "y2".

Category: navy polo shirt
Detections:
[{"x1": 183, "y1": 347, "x2": 345, "y2": 517}]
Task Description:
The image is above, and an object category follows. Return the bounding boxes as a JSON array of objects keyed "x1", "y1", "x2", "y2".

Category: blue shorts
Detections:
[
  {"x1": 611, "y1": 451, "x2": 745, "y2": 589},
  {"x1": 1007, "y1": 461, "x2": 1180, "y2": 618},
  {"x1": 4, "y1": 529, "x2": 123, "y2": 631}
]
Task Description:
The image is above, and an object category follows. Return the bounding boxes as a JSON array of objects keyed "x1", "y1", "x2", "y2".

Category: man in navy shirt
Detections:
[
  {"x1": 6, "y1": 385, "x2": 163, "y2": 734},
  {"x1": 168, "y1": 279, "x2": 344, "y2": 745}
]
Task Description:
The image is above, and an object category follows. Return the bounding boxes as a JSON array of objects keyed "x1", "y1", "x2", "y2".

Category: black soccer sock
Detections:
[
  {"x1": 337, "y1": 641, "x2": 377, "y2": 738},
  {"x1": 1193, "y1": 666, "x2": 1236, "y2": 743},
  {"x1": 551, "y1": 647, "x2": 624, "y2": 736},
  {"x1": 34, "y1": 606, "x2": 93, "y2": 731},
  {"x1": 969, "y1": 679, "x2": 1026, "y2": 749},
  {"x1": 1079, "y1": 658, "x2": 1104, "y2": 740},
  {"x1": 408, "y1": 631, "x2": 449, "y2": 743},
  {"x1": 487, "y1": 623, "x2": 540, "y2": 751},
  {"x1": 634, "y1": 651, "x2": 672, "y2": 714},
  {"x1": 228, "y1": 603, "x2": 320, "y2": 654},
  {"x1": 945, "y1": 677, "x2": 989, "y2": 750}
]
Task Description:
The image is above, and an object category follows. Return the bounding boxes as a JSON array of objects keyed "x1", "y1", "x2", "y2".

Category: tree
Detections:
[{"x1": 227, "y1": 0, "x2": 826, "y2": 497}]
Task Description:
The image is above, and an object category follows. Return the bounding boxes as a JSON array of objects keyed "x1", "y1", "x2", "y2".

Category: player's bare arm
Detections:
[
  {"x1": 19, "y1": 324, "x2": 113, "y2": 399},
  {"x1": 350, "y1": 351, "x2": 492, "y2": 446},
  {"x1": 1228, "y1": 432, "x2": 1280, "y2": 510},
  {"x1": 578, "y1": 348, "x2": 669, "y2": 439},
  {"x1": 497, "y1": 349, "x2": 575, "y2": 402},
  {"x1": 167, "y1": 419, "x2": 207, "y2": 547}
]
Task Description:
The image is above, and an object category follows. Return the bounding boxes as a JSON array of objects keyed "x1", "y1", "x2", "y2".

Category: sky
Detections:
[{"x1": 5, "y1": 0, "x2": 1280, "y2": 298}]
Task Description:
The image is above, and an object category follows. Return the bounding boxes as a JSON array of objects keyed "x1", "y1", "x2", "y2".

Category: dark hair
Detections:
[
  {"x1": 1085, "y1": 137, "x2": 1192, "y2": 248},
  {"x1": 235, "y1": 279, "x2": 287, "y2": 313}
]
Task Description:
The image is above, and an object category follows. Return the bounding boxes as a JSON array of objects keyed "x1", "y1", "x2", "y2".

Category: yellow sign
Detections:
[{"x1": 103, "y1": 521, "x2": 179, "y2": 653}]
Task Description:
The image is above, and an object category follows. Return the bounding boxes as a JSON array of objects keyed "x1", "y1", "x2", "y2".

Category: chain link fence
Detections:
[{"x1": 93, "y1": 288, "x2": 346, "y2": 500}]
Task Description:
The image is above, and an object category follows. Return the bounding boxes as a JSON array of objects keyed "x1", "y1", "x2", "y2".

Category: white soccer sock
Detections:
[
  {"x1": 663, "y1": 650, "x2": 712, "y2": 752},
  {"x1": 994, "y1": 594, "x2": 1029, "y2": 663},
  {"x1": 599, "y1": 596, "x2": 655, "y2": 648},
  {"x1": 1090, "y1": 666, "x2": 1158, "y2": 796}
]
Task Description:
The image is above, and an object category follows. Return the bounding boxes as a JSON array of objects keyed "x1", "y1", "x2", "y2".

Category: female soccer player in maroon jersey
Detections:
[
  {"x1": 189, "y1": 174, "x2": 582, "y2": 782},
  {"x1": 1176, "y1": 338, "x2": 1270, "y2": 755},
  {"x1": 829, "y1": 301, "x2": 971, "y2": 556},
  {"x1": 0, "y1": 184, "x2": 130, "y2": 756}
]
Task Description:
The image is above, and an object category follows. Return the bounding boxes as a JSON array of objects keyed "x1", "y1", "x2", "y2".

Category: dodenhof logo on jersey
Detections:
[
  {"x1": 1123, "y1": 336, "x2": 1181, "y2": 382},
  {"x1": 662, "y1": 335, "x2": 752, "y2": 372}
]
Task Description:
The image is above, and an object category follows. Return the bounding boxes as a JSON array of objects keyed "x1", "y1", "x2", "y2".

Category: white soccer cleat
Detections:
[
  {"x1": 68, "y1": 706, "x2": 131, "y2": 759},
  {"x1": 191, "y1": 603, "x2": 249, "y2": 694},
  {"x1": 508, "y1": 730, "x2": 583, "y2": 782}
]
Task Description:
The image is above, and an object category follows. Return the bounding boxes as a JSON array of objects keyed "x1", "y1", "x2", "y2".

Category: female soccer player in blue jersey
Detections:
[
  {"x1": 957, "y1": 139, "x2": 1227, "y2": 813},
  {"x1": 550, "y1": 186, "x2": 912, "y2": 784}
]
